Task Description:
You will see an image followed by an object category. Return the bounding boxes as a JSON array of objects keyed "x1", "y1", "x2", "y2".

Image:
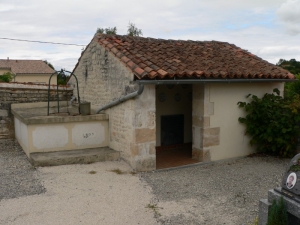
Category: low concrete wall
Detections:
[
  {"x1": 12, "y1": 102, "x2": 109, "y2": 156},
  {"x1": 0, "y1": 83, "x2": 72, "y2": 139}
]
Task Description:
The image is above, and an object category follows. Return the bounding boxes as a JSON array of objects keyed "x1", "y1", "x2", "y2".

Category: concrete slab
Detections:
[{"x1": 30, "y1": 147, "x2": 120, "y2": 167}]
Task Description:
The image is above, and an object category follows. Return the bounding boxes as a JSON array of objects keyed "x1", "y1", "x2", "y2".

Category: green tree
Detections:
[
  {"x1": 127, "y1": 22, "x2": 143, "y2": 36},
  {"x1": 43, "y1": 61, "x2": 68, "y2": 85},
  {"x1": 43, "y1": 60, "x2": 54, "y2": 70},
  {"x1": 285, "y1": 74, "x2": 300, "y2": 98},
  {"x1": 0, "y1": 72, "x2": 13, "y2": 82},
  {"x1": 277, "y1": 59, "x2": 300, "y2": 98},
  {"x1": 277, "y1": 58, "x2": 300, "y2": 75},
  {"x1": 96, "y1": 27, "x2": 117, "y2": 35},
  {"x1": 96, "y1": 22, "x2": 143, "y2": 36}
]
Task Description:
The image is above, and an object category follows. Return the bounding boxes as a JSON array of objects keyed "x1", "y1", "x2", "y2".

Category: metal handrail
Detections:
[{"x1": 47, "y1": 69, "x2": 81, "y2": 115}]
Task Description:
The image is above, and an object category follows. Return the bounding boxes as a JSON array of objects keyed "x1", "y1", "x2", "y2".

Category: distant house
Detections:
[
  {"x1": 70, "y1": 34, "x2": 295, "y2": 171},
  {"x1": 0, "y1": 59, "x2": 56, "y2": 84}
]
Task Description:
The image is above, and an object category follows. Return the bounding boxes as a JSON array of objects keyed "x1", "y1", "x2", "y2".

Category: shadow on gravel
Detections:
[{"x1": 0, "y1": 139, "x2": 45, "y2": 201}]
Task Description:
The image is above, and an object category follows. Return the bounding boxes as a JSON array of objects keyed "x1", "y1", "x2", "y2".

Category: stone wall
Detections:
[
  {"x1": 0, "y1": 83, "x2": 72, "y2": 139},
  {"x1": 71, "y1": 39, "x2": 156, "y2": 171},
  {"x1": 71, "y1": 41, "x2": 134, "y2": 106},
  {"x1": 130, "y1": 85, "x2": 156, "y2": 171}
]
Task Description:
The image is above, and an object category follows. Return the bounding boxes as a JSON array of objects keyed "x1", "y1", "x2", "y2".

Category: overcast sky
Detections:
[{"x1": 0, "y1": 0, "x2": 299, "y2": 72}]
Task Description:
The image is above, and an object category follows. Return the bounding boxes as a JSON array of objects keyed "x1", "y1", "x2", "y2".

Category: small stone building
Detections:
[
  {"x1": 70, "y1": 34, "x2": 294, "y2": 171},
  {"x1": 0, "y1": 59, "x2": 56, "y2": 84}
]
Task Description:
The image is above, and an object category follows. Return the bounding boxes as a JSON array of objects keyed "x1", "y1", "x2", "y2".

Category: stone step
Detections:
[{"x1": 30, "y1": 147, "x2": 120, "y2": 167}]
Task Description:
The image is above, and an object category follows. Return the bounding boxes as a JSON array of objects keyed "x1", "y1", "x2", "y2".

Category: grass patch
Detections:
[
  {"x1": 89, "y1": 170, "x2": 97, "y2": 174},
  {"x1": 110, "y1": 169, "x2": 124, "y2": 174},
  {"x1": 146, "y1": 204, "x2": 163, "y2": 217},
  {"x1": 248, "y1": 217, "x2": 258, "y2": 225}
]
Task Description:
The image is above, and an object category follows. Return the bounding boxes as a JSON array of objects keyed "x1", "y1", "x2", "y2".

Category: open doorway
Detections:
[{"x1": 155, "y1": 84, "x2": 198, "y2": 169}]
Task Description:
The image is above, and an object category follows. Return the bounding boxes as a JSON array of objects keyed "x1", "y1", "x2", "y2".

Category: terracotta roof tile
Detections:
[
  {"x1": 138, "y1": 62, "x2": 147, "y2": 69},
  {"x1": 157, "y1": 69, "x2": 168, "y2": 77},
  {"x1": 126, "y1": 60, "x2": 137, "y2": 70},
  {"x1": 144, "y1": 67, "x2": 153, "y2": 73},
  {"x1": 121, "y1": 56, "x2": 130, "y2": 63},
  {"x1": 149, "y1": 71, "x2": 158, "y2": 78},
  {"x1": 91, "y1": 34, "x2": 294, "y2": 80},
  {"x1": 134, "y1": 67, "x2": 145, "y2": 77},
  {"x1": 111, "y1": 47, "x2": 119, "y2": 55}
]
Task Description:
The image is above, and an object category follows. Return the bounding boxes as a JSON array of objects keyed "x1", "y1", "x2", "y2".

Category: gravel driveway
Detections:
[
  {"x1": 141, "y1": 156, "x2": 289, "y2": 225},
  {"x1": 0, "y1": 139, "x2": 290, "y2": 225}
]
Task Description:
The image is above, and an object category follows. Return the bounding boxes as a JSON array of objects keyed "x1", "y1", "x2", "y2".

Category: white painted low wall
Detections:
[
  {"x1": 12, "y1": 104, "x2": 109, "y2": 156},
  {"x1": 14, "y1": 117, "x2": 109, "y2": 156}
]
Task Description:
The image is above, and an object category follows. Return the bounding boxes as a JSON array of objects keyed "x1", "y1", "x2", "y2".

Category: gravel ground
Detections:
[
  {"x1": 141, "y1": 156, "x2": 290, "y2": 225},
  {"x1": 0, "y1": 139, "x2": 45, "y2": 201},
  {"x1": 0, "y1": 138, "x2": 291, "y2": 225}
]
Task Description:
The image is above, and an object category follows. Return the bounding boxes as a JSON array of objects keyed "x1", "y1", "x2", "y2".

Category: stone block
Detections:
[
  {"x1": 0, "y1": 109, "x2": 8, "y2": 117},
  {"x1": 192, "y1": 116, "x2": 202, "y2": 127},
  {"x1": 192, "y1": 99, "x2": 204, "y2": 116},
  {"x1": 192, "y1": 116, "x2": 210, "y2": 128},
  {"x1": 192, "y1": 126, "x2": 201, "y2": 149},
  {"x1": 203, "y1": 127, "x2": 220, "y2": 147},
  {"x1": 203, "y1": 116, "x2": 210, "y2": 128},
  {"x1": 192, "y1": 147, "x2": 201, "y2": 160},
  {"x1": 134, "y1": 111, "x2": 144, "y2": 128},
  {"x1": 192, "y1": 84, "x2": 204, "y2": 99},
  {"x1": 131, "y1": 143, "x2": 144, "y2": 157},
  {"x1": 147, "y1": 111, "x2": 155, "y2": 129},
  {"x1": 135, "y1": 128, "x2": 155, "y2": 143},
  {"x1": 258, "y1": 199, "x2": 271, "y2": 225},
  {"x1": 130, "y1": 144, "x2": 138, "y2": 157},
  {"x1": 135, "y1": 156, "x2": 156, "y2": 171},
  {"x1": 149, "y1": 142, "x2": 156, "y2": 155},
  {"x1": 268, "y1": 189, "x2": 300, "y2": 221},
  {"x1": 204, "y1": 102, "x2": 214, "y2": 116},
  {"x1": 192, "y1": 147, "x2": 210, "y2": 162},
  {"x1": 132, "y1": 142, "x2": 155, "y2": 157}
]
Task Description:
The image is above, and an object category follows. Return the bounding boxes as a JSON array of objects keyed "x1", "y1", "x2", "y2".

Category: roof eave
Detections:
[{"x1": 135, "y1": 78, "x2": 296, "y2": 85}]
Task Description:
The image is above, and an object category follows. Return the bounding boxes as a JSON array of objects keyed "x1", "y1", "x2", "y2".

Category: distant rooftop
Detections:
[{"x1": 0, "y1": 59, "x2": 55, "y2": 74}]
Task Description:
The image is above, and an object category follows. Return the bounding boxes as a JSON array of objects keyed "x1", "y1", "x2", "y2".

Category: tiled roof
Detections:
[
  {"x1": 0, "y1": 59, "x2": 55, "y2": 74},
  {"x1": 93, "y1": 34, "x2": 294, "y2": 80}
]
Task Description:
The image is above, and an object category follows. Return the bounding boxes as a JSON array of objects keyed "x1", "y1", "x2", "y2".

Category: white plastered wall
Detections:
[
  {"x1": 0, "y1": 68, "x2": 11, "y2": 74},
  {"x1": 208, "y1": 82, "x2": 284, "y2": 161},
  {"x1": 14, "y1": 118, "x2": 109, "y2": 156},
  {"x1": 14, "y1": 74, "x2": 57, "y2": 85},
  {"x1": 14, "y1": 117, "x2": 29, "y2": 155}
]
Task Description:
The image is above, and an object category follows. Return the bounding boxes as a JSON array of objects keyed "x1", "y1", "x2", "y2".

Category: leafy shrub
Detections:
[
  {"x1": 238, "y1": 88, "x2": 300, "y2": 157},
  {"x1": 0, "y1": 72, "x2": 13, "y2": 82},
  {"x1": 285, "y1": 74, "x2": 300, "y2": 98},
  {"x1": 267, "y1": 197, "x2": 288, "y2": 225}
]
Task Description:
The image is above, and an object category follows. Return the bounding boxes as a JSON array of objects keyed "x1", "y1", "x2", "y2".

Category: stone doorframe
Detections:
[{"x1": 192, "y1": 84, "x2": 220, "y2": 162}]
